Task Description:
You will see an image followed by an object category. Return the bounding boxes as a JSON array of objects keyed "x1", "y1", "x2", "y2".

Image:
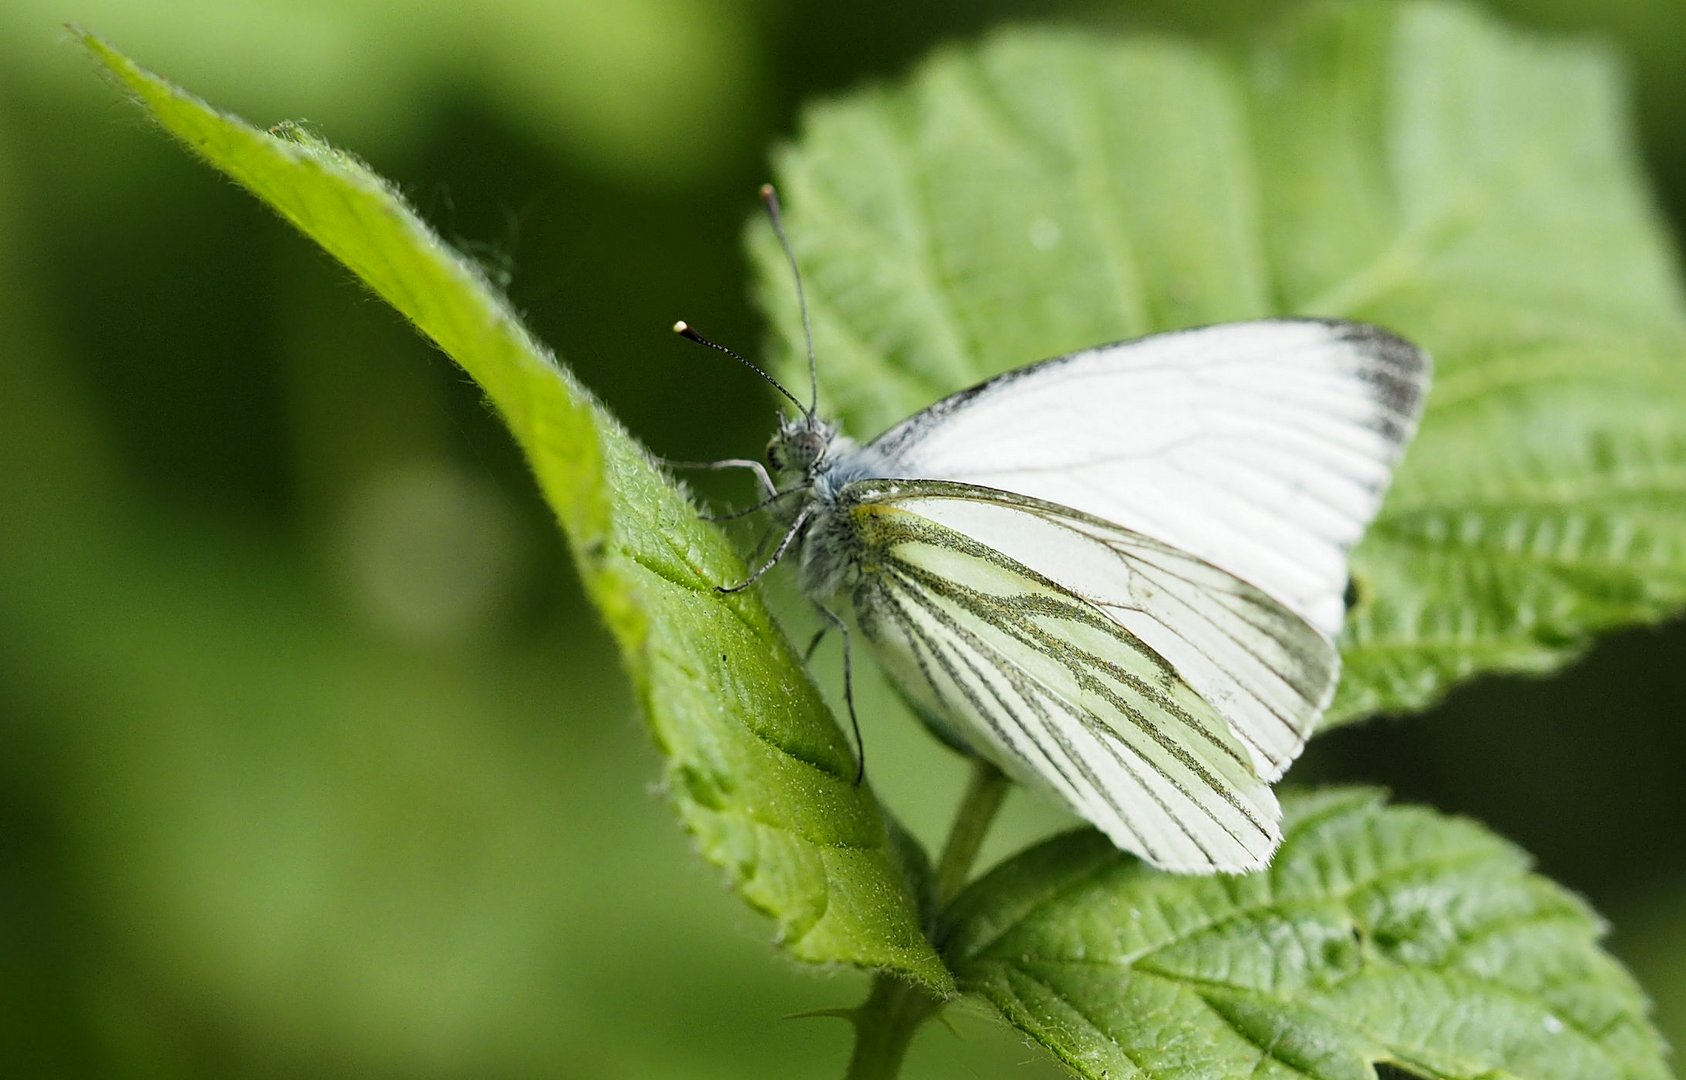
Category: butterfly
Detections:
[{"x1": 674, "y1": 186, "x2": 1430, "y2": 874}]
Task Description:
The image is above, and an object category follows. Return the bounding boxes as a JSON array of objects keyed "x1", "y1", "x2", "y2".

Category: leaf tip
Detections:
[{"x1": 70, "y1": 24, "x2": 123, "y2": 70}]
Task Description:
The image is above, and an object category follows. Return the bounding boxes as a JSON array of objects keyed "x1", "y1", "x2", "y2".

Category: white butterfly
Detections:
[{"x1": 677, "y1": 189, "x2": 1430, "y2": 874}]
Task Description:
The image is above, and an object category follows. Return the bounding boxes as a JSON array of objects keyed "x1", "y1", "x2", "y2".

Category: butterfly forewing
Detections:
[
  {"x1": 845, "y1": 484, "x2": 1286, "y2": 872},
  {"x1": 866, "y1": 320, "x2": 1429, "y2": 638}
]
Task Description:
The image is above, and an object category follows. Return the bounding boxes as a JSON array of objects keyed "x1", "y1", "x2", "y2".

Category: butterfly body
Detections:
[{"x1": 744, "y1": 317, "x2": 1428, "y2": 873}]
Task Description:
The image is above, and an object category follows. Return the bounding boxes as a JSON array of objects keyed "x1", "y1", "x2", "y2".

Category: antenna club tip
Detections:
[
  {"x1": 672, "y1": 320, "x2": 690, "y2": 334},
  {"x1": 759, "y1": 182, "x2": 776, "y2": 199}
]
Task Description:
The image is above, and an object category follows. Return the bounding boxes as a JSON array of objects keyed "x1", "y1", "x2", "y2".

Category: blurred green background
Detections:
[{"x1": 2, "y1": 1, "x2": 1682, "y2": 1076}]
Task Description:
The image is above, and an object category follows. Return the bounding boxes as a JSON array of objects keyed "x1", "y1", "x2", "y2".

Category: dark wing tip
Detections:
[{"x1": 1320, "y1": 319, "x2": 1433, "y2": 432}]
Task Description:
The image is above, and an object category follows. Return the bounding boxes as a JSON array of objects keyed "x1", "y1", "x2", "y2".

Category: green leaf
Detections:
[
  {"x1": 77, "y1": 29, "x2": 951, "y2": 992},
  {"x1": 750, "y1": 1, "x2": 1686, "y2": 726},
  {"x1": 944, "y1": 788, "x2": 1670, "y2": 1080}
]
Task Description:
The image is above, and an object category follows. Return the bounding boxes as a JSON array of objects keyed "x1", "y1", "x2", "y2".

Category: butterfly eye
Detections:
[{"x1": 799, "y1": 432, "x2": 823, "y2": 464}]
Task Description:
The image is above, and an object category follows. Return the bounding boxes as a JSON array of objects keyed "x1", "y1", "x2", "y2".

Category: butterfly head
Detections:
[{"x1": 767, "y1": 414, "x2": 838, "y2": 482}]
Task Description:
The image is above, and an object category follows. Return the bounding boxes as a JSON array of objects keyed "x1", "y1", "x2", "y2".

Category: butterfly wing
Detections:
[
  {"x1": 842, "y1": 480, "x2": 1338, "y2": 872},
  {"x1": 864, "y1": 319, "x2": 1430, "y2": 642}
]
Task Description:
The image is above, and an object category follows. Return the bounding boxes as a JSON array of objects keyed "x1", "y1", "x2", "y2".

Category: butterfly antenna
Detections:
[
  {"x1": 760, "y1": 184, "x2": 819, "y2": 418},
  {"x1": 673, "y1": 321, "x2": 805, "y2": 414}
]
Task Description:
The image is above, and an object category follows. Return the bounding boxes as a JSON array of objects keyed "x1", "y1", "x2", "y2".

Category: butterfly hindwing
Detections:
[
  {"x1": 882, "y1": 483, "x2": 1342, "y2": 782},
  {"x1": 843, "y1": 481, "x2": 1295, "y2": 872}
]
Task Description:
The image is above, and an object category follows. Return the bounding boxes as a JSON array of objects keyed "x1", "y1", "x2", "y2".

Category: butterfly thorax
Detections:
[{"x1": 764, "y1": 414, "x2": 888, "y2": 601}]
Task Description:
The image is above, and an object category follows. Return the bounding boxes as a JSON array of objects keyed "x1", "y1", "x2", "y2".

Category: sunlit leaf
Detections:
[
  {"x1": 751, "y1": 1, "x2": 1686, "y2": 726},
  {"x1": 945, "y1": 788, "x2": 1670, "y2": 1080},
  {"x1": 78, "y1": 28, "x2": 950, "y2": 992}
]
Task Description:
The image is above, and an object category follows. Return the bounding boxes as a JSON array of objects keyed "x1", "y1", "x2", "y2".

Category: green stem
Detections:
[
  {"x1": 842, "y1": 974, "x2": 940, "y2": 1080},
  {"x1": 843, "y1": 760, "x2": 1009, "y2": 1079},
  {"x1": 933, "y1": 761, "x2": 1009, "y2": 912}
]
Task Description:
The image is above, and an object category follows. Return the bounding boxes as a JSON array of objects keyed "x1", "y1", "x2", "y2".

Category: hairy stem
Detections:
[
  {"x1": 933, "y1": 761, "x2": 1009, "y2": 912},
  {"x1": 843, "y1": 760, "x2": 1009, "y2": 1079},
  {"x1": 842, "y1": 975, "x2": 940, "y2": 1080}
]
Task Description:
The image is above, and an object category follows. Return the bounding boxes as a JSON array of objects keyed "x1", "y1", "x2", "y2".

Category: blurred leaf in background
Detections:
[
  {"x1": 2, "y1": 0, "x2": 762, "y2": 184},
  {"x1": 1, "y1": 1, "x2": 1683, "y2": 1077}
]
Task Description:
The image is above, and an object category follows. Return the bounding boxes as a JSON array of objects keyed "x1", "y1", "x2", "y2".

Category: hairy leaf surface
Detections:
[
  {"x1": 752, "y1": 2, "x2": 1686, "y2": 725},
  {"x1": 81, "y1": 29, "x2": 950, "y2": 992},
  {"x1": 945, "y1": 789, "x2": 1669, "y2": 1080}
]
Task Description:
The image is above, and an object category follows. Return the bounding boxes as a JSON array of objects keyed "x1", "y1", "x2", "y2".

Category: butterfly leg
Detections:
[
  {"x1": 654, "y1": 455, "x2": 778, "y2": 499},
  {"x1": 717, "y1": 507, "x2": 812, "y2": 594},
  {"x1": 802, "y1": 625, "x2": 829, "y2": 662},
  {"x1": 815, "y1": 604, "x2": 866, "y2": 787},
  {"x1": 700, "y1": 484, "x2": 809, "y2": 524}
]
